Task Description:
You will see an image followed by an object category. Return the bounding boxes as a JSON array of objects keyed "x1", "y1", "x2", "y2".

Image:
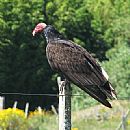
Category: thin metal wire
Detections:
[
  {"x1": 0, "y1": 92, "x2": 58, "y2": 96},
  {"x1": 0, "y1": 91, "x2": 128, "y2": 99},
  {"x1": 0, "y1": 92, "x2": 83, "y2": 97}
]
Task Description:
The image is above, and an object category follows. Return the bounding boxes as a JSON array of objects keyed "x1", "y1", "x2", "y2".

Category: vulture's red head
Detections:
[{"x1": 32, "y1": 23, "x2": 47, "y2": 36}]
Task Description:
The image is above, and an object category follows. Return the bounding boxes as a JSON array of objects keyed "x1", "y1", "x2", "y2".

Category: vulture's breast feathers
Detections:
[{"x1": 46, "y1": 40, "x2": 107, "y2": 86}]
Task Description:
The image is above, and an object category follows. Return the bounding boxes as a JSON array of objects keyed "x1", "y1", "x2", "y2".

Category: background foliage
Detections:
[{"x1": 0, "y1": 0, "x2": 130, "y2": 110}]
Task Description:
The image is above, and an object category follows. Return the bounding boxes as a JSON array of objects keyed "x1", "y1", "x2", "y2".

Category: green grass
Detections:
[
  {"x1": 72, "y1": 119, "x2": 120, "y2": 130},
  {"x1": 26, "y1": 100, "x2": 130, "y2": 130},
  {"x1": 71, "y1": 100, "x2": 130, "y2": 130}
]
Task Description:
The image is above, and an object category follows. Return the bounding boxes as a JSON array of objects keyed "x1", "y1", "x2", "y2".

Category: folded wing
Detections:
[{"x1": 46, "y1": 40, "x2": 117, "y2": 108}]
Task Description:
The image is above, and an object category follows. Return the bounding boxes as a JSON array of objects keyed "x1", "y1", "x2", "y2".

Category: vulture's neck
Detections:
[{"x1": 43, "y1": 25, "x2": 65, "y2": 43}]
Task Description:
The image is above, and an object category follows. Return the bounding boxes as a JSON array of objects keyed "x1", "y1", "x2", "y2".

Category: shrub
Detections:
[{"x1": 0, "y1": 108, "x2": 28, "y2": 130}]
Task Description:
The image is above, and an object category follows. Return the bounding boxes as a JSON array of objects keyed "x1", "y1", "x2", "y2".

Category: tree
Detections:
[
  {"x1": 1, "y1": 0, "x2": 130, "y2": 110},
  {"x1": 102, "y1": 43, "x2": 130, "y2": 98},
  {"x1": 0, "y1": 0, "x2": 57, "y2": 110}
]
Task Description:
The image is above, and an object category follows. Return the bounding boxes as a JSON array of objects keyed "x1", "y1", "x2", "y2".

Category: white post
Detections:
[
  {"x1": 51, "y1": 105, "x2": 58, "y2": 115},
  {"x1": 57, "y1": 77, "x2": 71, "y2": 130},
  {"x1": 38, "y1": 106, "x2": 42, "y2": 114},
  {"x1": 0, "y1": 96, "x2": 4, "y2": 109},
  {"x1": 13, "y1": 101, "x2": 18, "y2": 109},
  {"x1": 25, "y1": 102, "x2": 29, "y2": 118}
]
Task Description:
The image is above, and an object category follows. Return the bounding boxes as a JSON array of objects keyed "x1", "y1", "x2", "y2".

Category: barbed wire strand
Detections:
[
  {"x1": 0, "y1": 92, "x2": 129, "y2": 99},
  {"x1": 0, "y1": 92, "x2": 83, "y2": 97}
]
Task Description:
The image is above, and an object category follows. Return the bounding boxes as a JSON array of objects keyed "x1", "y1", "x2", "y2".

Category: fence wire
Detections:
[
  {"x1": 0, "y1": 91, "x2": 83, "y2": 97},
  {"x1": 0, "y1": 91, "x2": 130, "y2": 100}
]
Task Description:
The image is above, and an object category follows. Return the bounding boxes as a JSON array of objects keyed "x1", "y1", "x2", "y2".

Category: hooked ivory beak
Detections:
[{"x1": 32, "y1": 30, "x2": 36, "y2": 36}]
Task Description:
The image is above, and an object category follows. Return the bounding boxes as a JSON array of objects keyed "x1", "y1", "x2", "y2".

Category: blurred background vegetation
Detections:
[{"x1": 0, "y1": 0, "x2": 130, "y2": 110}]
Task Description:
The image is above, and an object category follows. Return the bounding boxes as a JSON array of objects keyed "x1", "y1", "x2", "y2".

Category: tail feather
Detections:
[
  {"x1": 81, "y1": 85, "x2": 112, "y2": 108},
  {"x1": 100, "y1": 81, "x2": 117, "y2": 100}
]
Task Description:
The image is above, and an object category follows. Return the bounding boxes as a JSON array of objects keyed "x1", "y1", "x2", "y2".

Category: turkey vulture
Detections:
[{"x1": 32, "y1": 23, "x2": 116, "y2": 108}]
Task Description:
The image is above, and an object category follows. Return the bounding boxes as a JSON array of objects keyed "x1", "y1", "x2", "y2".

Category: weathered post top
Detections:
[{"x1": 57, "y1": 77, "x2": 71, "y2": 130}]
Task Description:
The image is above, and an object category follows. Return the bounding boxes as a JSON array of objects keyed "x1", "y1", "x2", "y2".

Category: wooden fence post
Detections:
[
  {"x1": 57, "y1": 77, "x2": 71, "y2": 130},
  {"x1": 38, "y1": 106, "x2": 42, "y2": 114},
  {"x1": 116, "y1": 109, "x2": 129, "y2": 130},
  {"x1": 25, "y1": 102, "x2": 29, "y2": 118},
  {"x1": 122, "y1": 112, "x2": 126, "y2": 130},
  {"x1": 51, "y1": 105, "x2": 58, "y2": 115},
  {"x1": 13, "y1": 101, "x2": 18, "y2": 109},
  {"x1": 0, "y1": 96, "x2": 4, "y2": 109}
]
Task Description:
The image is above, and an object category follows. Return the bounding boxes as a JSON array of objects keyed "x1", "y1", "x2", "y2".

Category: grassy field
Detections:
[
  {"x1": 71, "y1": 100, "x2": 130, "y2": 130},
  {"x1": 28, "y1": 100, "x2": 130, "y2": 130},
  {"x1": 1, "y1": 100, "x2": 130, "y2": 130}
]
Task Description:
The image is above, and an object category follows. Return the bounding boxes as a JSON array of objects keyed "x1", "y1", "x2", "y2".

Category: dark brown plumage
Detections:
[{"x1": 32, "y1": 23, "x2": 117, "y2": 108}]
